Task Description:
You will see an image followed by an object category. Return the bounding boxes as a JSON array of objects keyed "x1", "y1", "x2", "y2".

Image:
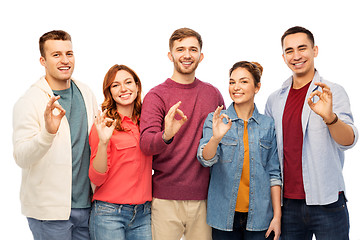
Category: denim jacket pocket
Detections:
[
  {"x1": 259, "y1": 139, "x2": 272, "y2": 167},
  {"x1": 219, "y1": 136, "x2": 238, "y2": 163}
]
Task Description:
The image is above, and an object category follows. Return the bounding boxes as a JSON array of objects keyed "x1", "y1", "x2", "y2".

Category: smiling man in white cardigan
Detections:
[{"x1": 12, "y1": 30, "x2": 98, "y2": 240}]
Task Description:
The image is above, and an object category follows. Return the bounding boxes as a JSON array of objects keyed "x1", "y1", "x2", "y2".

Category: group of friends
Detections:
[{"x1": 12, "y1": 26, "x2": 358, "y2": 240}]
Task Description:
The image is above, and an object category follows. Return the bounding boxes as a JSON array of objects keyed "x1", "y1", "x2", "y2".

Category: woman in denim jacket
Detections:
[{"x1": 197, "y1": 61, "x2": 281, "y2": 240}]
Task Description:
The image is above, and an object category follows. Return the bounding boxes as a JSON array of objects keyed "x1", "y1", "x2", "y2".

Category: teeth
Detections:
[
  {"x1": 121, "y1": 94, "x2": 131, "y2": 98},
  {"x1": 182, "y1": 62, "x2": 192, "y2": 64},
  {"x1": 294, "y1": 62, "x2": 304, "y2": 66},
  {"x1": 59, "y1": 67, "x2": 70, "y2": 70}
]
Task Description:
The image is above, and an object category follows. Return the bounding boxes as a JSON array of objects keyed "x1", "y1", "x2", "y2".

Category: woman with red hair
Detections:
[{"x1": 88, "y1": 64, "x2": 152, "y2": 240}]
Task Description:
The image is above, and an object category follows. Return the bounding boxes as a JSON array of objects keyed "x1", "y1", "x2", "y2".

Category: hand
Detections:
[
  {"x1": 44, "y1": 96, "x2": 66, "y2": 134},
  {"x1": 265, "y1": 217, "x2": 281, "y2": 240},
  {"x1": 163, "y1": 101, "x2": 188, "y2": 141},
  {"x1": 307, "y1": 82, "x2": 336, "y2": 123},
  {"x1": 94, "y1": 110, "x2": 117, "y2": 144},
  {"x1": 212, "y1": 105, "x2": 232, "y2": 142}
]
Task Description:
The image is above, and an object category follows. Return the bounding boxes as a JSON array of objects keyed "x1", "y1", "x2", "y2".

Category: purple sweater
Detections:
[{"x1": 140, "y1": 78, "x2": 224, "y2": 200}]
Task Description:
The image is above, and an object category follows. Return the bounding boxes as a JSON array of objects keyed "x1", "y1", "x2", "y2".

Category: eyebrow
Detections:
[
  {"x1": 284, "y1": 44, "x2": 308, "y2": 52},
  {"x1": 229, "y1": 77, "x2": 250, "y2": 81}
]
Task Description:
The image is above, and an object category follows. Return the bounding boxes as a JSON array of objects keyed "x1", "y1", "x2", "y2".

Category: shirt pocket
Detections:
[
  {"x1": 112, "y1": 138, "x2": 137, "y2": 164},
  {"x1": 259, "y1": 138, "x2": 272, "y2": 167},
  {"x1": 219, "y1": 136, "x2": 238, "y2": 163}
]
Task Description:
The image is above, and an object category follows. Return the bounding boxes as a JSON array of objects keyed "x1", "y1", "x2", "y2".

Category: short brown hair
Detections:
[
  {"x1": 169, "y1": 28, "x2": 202, "y2": 51},
  {"x1": 39, "y1": 30, "x2": 72, "y2": 58}
]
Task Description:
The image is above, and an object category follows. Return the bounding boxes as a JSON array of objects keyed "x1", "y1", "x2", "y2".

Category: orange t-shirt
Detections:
[{"x1": 235, "y1": 121, "x2": 250, "y2": 212}]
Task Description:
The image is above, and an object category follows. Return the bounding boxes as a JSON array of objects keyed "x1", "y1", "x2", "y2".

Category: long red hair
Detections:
[{"x1": 102, "y1": 64, "x2": 142, "y2": 131}]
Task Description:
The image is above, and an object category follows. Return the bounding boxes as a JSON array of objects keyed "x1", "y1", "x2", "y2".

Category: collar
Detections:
[{"x1": 226, "y1": 103, "x2": 261, "y2": 125}]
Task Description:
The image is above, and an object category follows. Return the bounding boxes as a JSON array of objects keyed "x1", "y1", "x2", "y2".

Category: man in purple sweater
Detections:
[{"x1": 140, "y1": 28, "x2": 224, "y2": 240}]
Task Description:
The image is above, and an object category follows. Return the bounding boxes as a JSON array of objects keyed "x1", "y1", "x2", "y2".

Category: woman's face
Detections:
[
  {"x1": 229, "y1": 67, "x2": 260, "y2": 106},
  {"x1": 110, "y1": 70, "x2": 138, "y2": 109}
]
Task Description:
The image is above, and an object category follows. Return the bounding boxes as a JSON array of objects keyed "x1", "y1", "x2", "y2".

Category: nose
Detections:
[
  {"x1": 183, "y1": 49, "x2": 191, "y2": 58},
  {"x1": 60, "y1": 54, "x2": 70, "y2": 64},
  {"x1": 119, "y1": 83, "x2": 127, "y2": 92},
  {"x1": 234, "y1": 82, "x2": 241, "y2": 90},
  {"x1": 293, "y1": 50, "x2": 302, "y2": 61}
]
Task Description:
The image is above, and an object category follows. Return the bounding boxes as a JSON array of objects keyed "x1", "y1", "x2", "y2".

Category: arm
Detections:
[
  {"x1": 91, "y1": 110, "x2": 116, "y2": 174},
  {"x1": 202, "y1": 106, "x2": 232, "y2": 160},
  {"x1": 308, "y1": 82, "x2": 355, "y2": 146},
  {"x1": 265, "y1": 124, "x2": 282, "y2": 239},
  {"x1": 13, "y1": 96, "x2": 66, "y2": 168},
  {"x1": 266, "y1": 185, "x2": 281, "y2": 240},
  {"x1": 140, "y1": 93, "x2": 187, "y2": 155}
]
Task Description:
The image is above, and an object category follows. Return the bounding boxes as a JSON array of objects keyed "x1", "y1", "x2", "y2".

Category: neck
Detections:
[
  {"x1": 117, "y1": 104, "x2": 134, "y2": 119},
  {"x1": 45, "y1": 76, "x2": 71, "y2": 91},
  {"x1": 170, "y1": 71, "x2": 196, "y2": 84},
  {"x1": 292, "y1": 69, "x2": 315, "y2": 89},
  {"x1": 234, "y1": 102, "x2": 255, "y2": 121}
]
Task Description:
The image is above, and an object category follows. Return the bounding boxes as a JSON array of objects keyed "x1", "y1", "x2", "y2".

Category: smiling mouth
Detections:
[
  {"x1": 293, "y1": 61, "x2": 306, "y2": 67},
  {"x1": 58, "y1": 66, "x2": 71, "y2": 71},
  {"x1": 120, "y1": 93, "x2": 131, "y2": 98}
]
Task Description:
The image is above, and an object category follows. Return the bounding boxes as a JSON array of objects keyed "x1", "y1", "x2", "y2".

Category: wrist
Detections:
[
  {"x1": 162, "y1": 131, "x2": 174, "y2": 144},
  {"x1": 324, "y1": 113, "x2": 338, "y2": 125}
]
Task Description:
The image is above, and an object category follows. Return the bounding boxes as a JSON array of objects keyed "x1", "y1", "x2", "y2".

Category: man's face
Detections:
[
  {"x1": 282, "y1": 32, "x2": 318, "y2": 79},
  {"x1": 168, "y1": 36, "x2": 204, "y2": 75},
  {"x1": 40, "y1": 40, "x2": 75, "y2": 84}
]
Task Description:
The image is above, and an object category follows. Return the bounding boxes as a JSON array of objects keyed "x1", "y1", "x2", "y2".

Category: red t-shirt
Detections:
[{"x1": 282, "y1": 81, "x2": 311, "y2": 199}]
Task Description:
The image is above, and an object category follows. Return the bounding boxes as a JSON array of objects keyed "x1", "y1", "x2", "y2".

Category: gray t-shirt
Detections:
[{"x1": 53, "y1": 81, "x2": 91, "y2": 208}]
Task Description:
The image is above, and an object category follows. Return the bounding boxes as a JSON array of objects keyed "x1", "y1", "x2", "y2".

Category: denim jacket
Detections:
[{"x1": 197, "y1": 103, "x2": 281, "y2": 231}]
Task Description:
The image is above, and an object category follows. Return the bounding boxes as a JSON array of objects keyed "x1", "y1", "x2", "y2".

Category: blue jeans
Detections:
[
  {"x1": 281, "y1": 192, "x2": 349, "y2": 240},
  {"x1": 27, "y1": 208, "x2": 91, "y2": 240},
  {"x1": 89, "y1": 200, "x2": 151, "y2": 240},
  {"x1": 212, "y1": 212, "x2": 274, "y2": 240}
]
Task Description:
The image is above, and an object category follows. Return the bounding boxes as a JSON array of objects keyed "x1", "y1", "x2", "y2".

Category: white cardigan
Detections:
[{"x1": 13, "y1": 76, "x2": 98, "y2": 220}]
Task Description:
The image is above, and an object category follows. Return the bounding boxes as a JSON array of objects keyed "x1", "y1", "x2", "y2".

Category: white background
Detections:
[{"x1": 1, "y1": 0, "x2": 359, "y2": 239}]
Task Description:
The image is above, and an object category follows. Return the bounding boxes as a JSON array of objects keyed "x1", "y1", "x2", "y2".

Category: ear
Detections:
[
  {"x1": 199, "y1": 53, "x2": 204, "y2": 63},
  {"x1": 313, "y1": 45, "x2": 319, "y2": 58},
  {"x1": 167, "y1": 52, "x2": 174, "y2": 62},
  {"x1": 255, "y1": 82, "x2": 261, "y2": 94},
  {"x1": 40, "y1": 56, "x2": 46, "y2": 67}
]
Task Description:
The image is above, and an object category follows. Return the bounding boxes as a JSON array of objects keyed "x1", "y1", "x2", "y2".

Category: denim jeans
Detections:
[
  {"x1": 27, "y1": 208, "x2": 91, "y2": 240},
  {"x1": 89, "y1": 200, "x2": 151, "y2": 240},
  {"x1": 281, "y1": 192, "x2": 349, "y2": 240},
  {"x1": 212, "y1": 212, "x2": 274, "y2": 240}
]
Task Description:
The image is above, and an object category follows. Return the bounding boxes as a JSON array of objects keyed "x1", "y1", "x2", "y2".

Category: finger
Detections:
[
  {"x1": 314, "y1": 82, "x2": 330, "y2": 90},
  {"x1": 166, "y1": 101, "x2": 181, "y2": 119},
  {"x1": 307, "y1": 97, "x2": 315, "y2": 108},
  {"x1": 214, "y1": 105, "x2": 224, "y2": 115},
  {"x1": 176, "y1": 108, "x2": 187, "y2": 119},
  {"x1": 265, "y1": 229, "x2": 271, "y2": 238}
]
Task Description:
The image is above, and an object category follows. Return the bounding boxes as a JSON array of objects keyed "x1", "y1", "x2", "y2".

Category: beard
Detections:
[{"x1": 172, "y1": 57, "x2": 200, "y2": 75}]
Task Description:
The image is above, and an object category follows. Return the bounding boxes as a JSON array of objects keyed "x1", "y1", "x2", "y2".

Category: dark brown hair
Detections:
[
  {"x1": 229, "y1": 61, "x2": 263, "y2": 87},
  {"x1": 39, "y1": 30, "x2": 72, "y2": 58},
  {"x1": 281, "y1": 26, "x2": 315, "y2": 47}
]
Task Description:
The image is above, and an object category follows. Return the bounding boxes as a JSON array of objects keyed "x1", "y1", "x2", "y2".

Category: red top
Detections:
[
  {"x1": 282, "y1": 81, "x2": 311, "y2": 199},
  {"x1": 89, "y1": 115, "x2": 152, "y2": 204},
  {"x1": 140, "y1": 78, "x2": 224, "y2": 200}
]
